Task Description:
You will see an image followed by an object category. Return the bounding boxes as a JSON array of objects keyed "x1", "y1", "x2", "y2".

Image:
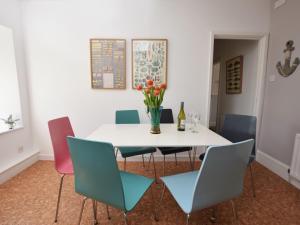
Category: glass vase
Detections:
[{"x1": 149, "y1": 107, "x2": 161, "y2": 134}]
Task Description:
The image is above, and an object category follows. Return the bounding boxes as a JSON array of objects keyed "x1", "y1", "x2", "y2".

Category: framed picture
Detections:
[
  {"x1": 226, "y1": 55, "x2": 243, "y2": 94},
  {"x1": 132, "y1": 39, "x2": 168, "y2": 89},
  {"x1": 90, "y1": 39, "x2": 126, "y2": 89}
]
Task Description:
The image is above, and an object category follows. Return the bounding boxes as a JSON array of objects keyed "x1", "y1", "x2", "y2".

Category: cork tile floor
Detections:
[{"x1": 1, "y1": 160, "x2": 300, "y2": 225}]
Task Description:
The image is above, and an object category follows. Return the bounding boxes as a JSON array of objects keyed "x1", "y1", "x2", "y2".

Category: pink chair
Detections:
[{"x1": 48, "y1": 117, "x2": 74, "y2": 223}]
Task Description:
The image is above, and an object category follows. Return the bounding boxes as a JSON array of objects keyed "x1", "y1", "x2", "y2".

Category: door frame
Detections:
[{"x1": 205, "y1": 32, "x2": 269, "y2": 143}]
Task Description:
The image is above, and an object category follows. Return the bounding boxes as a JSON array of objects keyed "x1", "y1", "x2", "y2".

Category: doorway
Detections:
[{"x1": 206, "y1": 33, "x2": 269, "y2": 139}]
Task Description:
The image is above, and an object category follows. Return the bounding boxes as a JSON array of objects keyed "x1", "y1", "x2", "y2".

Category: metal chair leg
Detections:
[
  {"x1": 163, "y1": 155, "x2": 166, "y2": 176},
  {"x1": 123, "y1": 212, "x2": 128, "y2": 225},
  {"x1": 124, "y1": 158, "x2": 127, "y2": 171},
  {"x1": 175, "y1": 153, "x2": 178, "y2": 165},
  {"x1": 142, "y1": 154, "x2": 145, "y2": 167},
  {"x1": 192, "y1": 147, "x2": 197, "y2": 170},
  {"x1": 157, "y1": 184, "x2": 166, "y2": 220},
  {"x1": 210, "y1": 207, "x2": 217, "y2": 223},
  {"x1": 249, "y1": 164, "x2": 256, "y2": 197},
  {"x1": 77, "y1": 197, "x2": 87, "y2": 225},
  {"x1": 150, "y1": 185, "x2": 158, "y2": 221},
  {"x1": 186, "y1": 214, "x2": 190, "y2": 225},
  {"x1": 151, "y1": 153, "x2": 158, "y2": 183},
  {"x1": 188, "y1": 150, "x2": 193, "y2": 170},
  {"x1": 92, "y1": 200, "x2": 98, "y2": 225},
  {"x1": 106, "y1": 205, "x2": 111, "y2": 220},
  {"x1": 230, "y1": 200, "x2": 238, "y2": 223},
  {"x1": 54, "y1": 174, "x2": 65, "y2": 223}
]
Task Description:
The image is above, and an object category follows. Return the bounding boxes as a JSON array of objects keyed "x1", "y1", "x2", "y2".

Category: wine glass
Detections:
[{"x1": 192, "y1": 113, "x2": 201, "y2": 133}]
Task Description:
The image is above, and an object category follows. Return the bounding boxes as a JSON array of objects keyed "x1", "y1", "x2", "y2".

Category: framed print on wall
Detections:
[
  {"x1": 90, "y1": 39, "x2": 126, "y2": 89},
  {"x1": 226, "y1": 55, "x2": 243, "y2": 94},
  {"x1": 132, "y1": 39, "x2": 168, "y2": 89}
]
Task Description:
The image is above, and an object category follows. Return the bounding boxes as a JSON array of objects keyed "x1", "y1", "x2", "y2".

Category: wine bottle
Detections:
[{"x1": 177, "y1": 102, "x2": 186, "y2": 131}]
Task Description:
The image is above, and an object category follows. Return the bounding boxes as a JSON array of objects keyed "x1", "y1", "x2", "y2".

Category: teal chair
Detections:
[
  {"x1": 67, "y1": 137, "x2": 157, "y2": 225},
  {"x1": 159, "y1": 140, "x2": 254, "y2": 225},
  {"x1": 115, "y1": 110, "x2": 157, "y2": 180}
]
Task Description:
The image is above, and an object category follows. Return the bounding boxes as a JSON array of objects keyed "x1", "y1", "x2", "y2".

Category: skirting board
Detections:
[
  {"x1": 256, "y1": 149, "x2": 290, "y2": 181},
  {"x1": 0, "y1": 151, "x2": 39, "y2": 184}
]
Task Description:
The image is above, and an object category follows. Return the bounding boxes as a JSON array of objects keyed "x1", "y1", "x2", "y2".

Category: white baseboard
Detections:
[
  {"x1": 39, "y1": 154, "x2": 54, "y2": 160},
  {"x1": 0, "y1": 151, "x2": 39, "y2": 184},
  {"x1": 256, "y1": 149, "x2": 290, "y2": 181}
]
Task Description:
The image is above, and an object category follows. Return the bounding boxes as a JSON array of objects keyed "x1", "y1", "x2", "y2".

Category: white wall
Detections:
[
  {"x1": 213, "y1": 39, "x2": 259, "y2": 125},
  {"x1": 0, "y1": 0, "x2": 36, "y2": 173},
  {"x1": 259, "y1": 0, "x2": 300, "y2": 166},
  {"x1": 21, "y1": 0, "x2": 271, "y2": 157}
]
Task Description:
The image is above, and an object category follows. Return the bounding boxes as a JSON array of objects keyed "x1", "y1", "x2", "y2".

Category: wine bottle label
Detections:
[{"x1": 180, "y1": 120, "x2": 186, "y2": 129}]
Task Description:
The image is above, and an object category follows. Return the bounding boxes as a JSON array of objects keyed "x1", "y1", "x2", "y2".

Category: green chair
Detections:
[
  {"x1": 67, "y1": 137, "x2": 157, "y2": 225},
  {"x1": 159, "y1": 140, "x2": 254, "y2": 225},
  {"x1": 115, "y1": 110, "x2": 157, "y2": 180}
]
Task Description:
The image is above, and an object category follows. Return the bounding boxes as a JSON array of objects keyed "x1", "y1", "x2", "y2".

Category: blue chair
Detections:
[
  {"x1": 67, "y1": 137, "x2": 157, "y2": 225},
  {"x1": 158, "y1": 109, "x2": 193, "y2": 175},
  {"x1": 115, "y1": 110, "x2": 157, "y2": 180},
  {"x1": 160, "y1": 140, "x2": 254, "y2": 225},
  {"x1": 200, "y1": 114, "x2": 257, "y2": 197}
]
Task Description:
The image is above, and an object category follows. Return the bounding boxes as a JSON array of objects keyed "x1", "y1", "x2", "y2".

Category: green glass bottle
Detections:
[{"x1": 177, "y1": 102, "x2": 186, "y2": 131}]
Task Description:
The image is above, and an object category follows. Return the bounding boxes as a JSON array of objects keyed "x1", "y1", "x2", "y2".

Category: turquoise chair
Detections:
[
  {"x1": 159, "y1": 140, "x2": 254, "y2": 225},
  {"x1": 67, "y1": 137, "x2": 157, "y2": 225},
  {"x1": 115, "y1": 110, "x2": 157, "y2": 180}
]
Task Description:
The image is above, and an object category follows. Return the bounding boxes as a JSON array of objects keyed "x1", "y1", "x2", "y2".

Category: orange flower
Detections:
[
  {"x1": 145, "y1": 88, "x2": 150, "y2": 94},
  {"x1": 136, "y1": 84, "x2": 143, "y2": 91},
  {"x1": 160, "y1": 83, "x2": 167, "y2": 89},
  {"x1": 154, "y1": 89, "x2": 160, "y2": 96},
  {"x1": 155, "y1": 86, "x2": 160, "y2": 91},
  {"x1": 146, "y1": 79, "x2": 154, "y2": 87}
]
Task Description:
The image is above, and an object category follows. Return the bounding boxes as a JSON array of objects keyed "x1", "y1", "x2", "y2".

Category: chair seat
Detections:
[
  {"x1": 119, "y1": 147, "x2": 156, "y2": 157},
  {"x1": 120, "y1": 171, "x2": 154, "y2": 211},
  {"x1": 56, "y1": 158, "x2": 73, "y2": 174},
  {"x1": 158, "y1": 147, "x2": 192, "y2": 155},
  {"x1": 161, "y1": 171, "x2": 198, "y2": 214}
]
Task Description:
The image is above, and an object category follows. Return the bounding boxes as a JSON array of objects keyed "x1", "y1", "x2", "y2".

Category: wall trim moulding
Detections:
[
  {"x1": 0, "y1": 151, "x2": 39, "y2": 184},
  {"x1": 256, "y1": 149, "x2": 290, "y2": 181}
]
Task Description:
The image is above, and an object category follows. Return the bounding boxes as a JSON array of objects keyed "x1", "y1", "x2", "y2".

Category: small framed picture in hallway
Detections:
[{"x1": 226, "y1": 55, "x2": 243, "y2": 94}]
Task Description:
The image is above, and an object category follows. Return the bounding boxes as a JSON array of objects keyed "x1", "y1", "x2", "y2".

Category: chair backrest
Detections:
[
  {"x1": 67, "y1": 137, "x2": 126, "y2": 211},
  {"x1": 190, "y1": 139, "x2": 254, "y2": 212},
  {"x1": 48, "y1": 117, "x2": 75, "y2": 172},
  {"x1": 160, "y1": 108, "x2": 174, "y2": 123},
  {"x1": 115, "y1": 110, "x2": 140, "y2": 124},
  {"x1": 221, "y1": 114, "x2": 256, "y2": 156}
]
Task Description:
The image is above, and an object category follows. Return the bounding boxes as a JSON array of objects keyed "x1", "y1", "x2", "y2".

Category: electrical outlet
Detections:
[
  {"x1": 18, "y1": 146, "x2": 24, "y2": 153},
  {"x1": 274, "y1": 0, "x2": 286, "y2": 9}
]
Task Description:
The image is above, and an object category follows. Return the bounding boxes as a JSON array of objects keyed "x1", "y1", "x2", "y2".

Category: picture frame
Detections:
[
  {"x1": 90, "y1": 39, "x2": 126, "y2": 89},
  {"x1": 226, "y1": 55, "x2": 243, "y2": 94},
  {"x1": 132, "y1": 39, "x2": 168, "y2": 89}
]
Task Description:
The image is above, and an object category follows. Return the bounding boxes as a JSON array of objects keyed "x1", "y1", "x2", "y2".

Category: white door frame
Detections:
[{"x1": 205, "y1": 32, "x2": 269, "y2": 143}]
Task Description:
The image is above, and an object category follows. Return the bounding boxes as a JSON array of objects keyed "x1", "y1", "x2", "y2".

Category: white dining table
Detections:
[{"x1": 87, "y1": 123, "x2": 231, "y2": 148}]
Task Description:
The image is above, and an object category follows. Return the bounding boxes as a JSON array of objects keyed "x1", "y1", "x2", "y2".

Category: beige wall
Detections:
[{"x1": 259, "y1": 0, "x2": 300, "y2": 165}]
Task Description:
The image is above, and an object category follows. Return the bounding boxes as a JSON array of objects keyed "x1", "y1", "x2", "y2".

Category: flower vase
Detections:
[{"x1": 149, "y1": 107, "x2": 161, "y2": 134}]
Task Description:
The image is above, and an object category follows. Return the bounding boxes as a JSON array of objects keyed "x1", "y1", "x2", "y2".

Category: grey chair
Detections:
[
  {"x1": 157, "y1": 109, "x2": 193, "y2": 175},
  {"x1": 160, "y1": 140, "x2": 254, "y2": 225},
  {"x1": 200, "y1": 114, "x2": 257, "y2": 197}
]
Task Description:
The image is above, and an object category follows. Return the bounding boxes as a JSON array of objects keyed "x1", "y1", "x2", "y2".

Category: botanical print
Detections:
[
  {"x1": 132, "y1": 39, "x2": 167, "y2": 88},
  {"x1": 90, "y1": 39, "x2": 126, "y2": 89}
]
